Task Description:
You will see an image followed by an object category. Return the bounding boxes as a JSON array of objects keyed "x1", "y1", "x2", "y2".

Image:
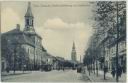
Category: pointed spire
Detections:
[
  {"x1": 80, "y1": 55, "x2": 81, "y2": 63},
  {"x1": 72, "y1": 41, "x2": 75, "y2": 50},
  {"x1": 71, "y1": 41, "x2": 77, "y2": 61},
  {"x1": 25, "y1": 2, "x2": 33, "y2": 17}
]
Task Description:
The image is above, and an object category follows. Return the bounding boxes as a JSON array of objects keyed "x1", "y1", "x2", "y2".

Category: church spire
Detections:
[
  {"x1": 72, "y1": 41, "x2": 75, "y2": 50},
  {"x1": 24, "y1": 2, "x2": 35, "y2": 34},
  {"x1": 25, "y1": 2, "x2": 33, "y2": 17},
  {"x1": 71, "y1": 41, "x2": 77, "y2": 61}
]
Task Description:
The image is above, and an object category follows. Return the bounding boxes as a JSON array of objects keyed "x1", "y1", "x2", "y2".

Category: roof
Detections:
[
  {"x1": 55, "y1": 56, "x2": 65, "y2": 61},
  {"x1": 25, "y1": 2, "x2": 33, "y2": 17},
  {"x1": 24, "y1": 32, "x2": 42, "y2": 39},
  {"x1": 2, "y1": 28, "x2": 35, "y2": 47},
  {"x1": 42, "y1": 46, "x2": 47, "y2": 52},
  {"x1": 3, "y1": 28, "x2": 22, "y2": 35},
  {"x1": 72, "y1": 41, "x2": 75, "y2": 49}
]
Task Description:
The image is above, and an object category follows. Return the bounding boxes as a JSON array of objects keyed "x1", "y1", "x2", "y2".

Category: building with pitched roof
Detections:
[{"x1": 1, "y1": 2, "x2": 47, "y2": 71}]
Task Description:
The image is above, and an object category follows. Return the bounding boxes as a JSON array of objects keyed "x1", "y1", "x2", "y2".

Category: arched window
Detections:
[{"x1": 26, "y1": 19, "x2": 29, "y2": 25}]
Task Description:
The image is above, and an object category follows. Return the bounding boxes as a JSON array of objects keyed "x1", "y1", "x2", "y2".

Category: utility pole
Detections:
[
  {"x1": 103, "y1": 42, "x2": 106, "y2": 80},
  {"x1": 80, "y1": 55, "x2": 81, "y2": 63},
  {"x1": 34, "y1": 48, "x2": 36, "y2": 70},
  {"x1": 116, "y1": 1, "x2": 119, "y2": 82},
  {"x1": 96, "y1": 36, "x2": 99, "y2": 76},
  {"x1": 13, "y1": 46, "x2": 16, "y2": 74}
]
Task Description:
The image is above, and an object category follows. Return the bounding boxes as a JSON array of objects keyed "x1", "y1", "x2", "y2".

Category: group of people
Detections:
[
  {"x1": 111, "y1": 65, "x2": 125, "y2": 78},
  {"x1": 77, "y1": 64, "x2": 125, "y2": 79}
]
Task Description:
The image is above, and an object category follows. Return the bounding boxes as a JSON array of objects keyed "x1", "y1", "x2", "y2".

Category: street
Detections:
[
  {"x1": 2, "y1": 70, "x2": 91, "y2": 82},
  {"x1": 1, "y1": 1, "x2": 126, "y2": 82}
]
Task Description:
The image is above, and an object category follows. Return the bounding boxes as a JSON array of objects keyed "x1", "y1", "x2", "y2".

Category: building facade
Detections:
[
  {"x1": 84, "y1": 9, "x2": 126, "y2": 73},
  {"x1": 1, "y1": 2, "x2": 47, "y2": 71}
]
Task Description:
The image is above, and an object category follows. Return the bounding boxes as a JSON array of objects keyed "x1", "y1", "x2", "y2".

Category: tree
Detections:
[
  {"x1": 1, "y1": 35, "x2": 14, "y2": 71},
  {"x1": 92, "y1": 1, "x2": 126, "y2": 81}
]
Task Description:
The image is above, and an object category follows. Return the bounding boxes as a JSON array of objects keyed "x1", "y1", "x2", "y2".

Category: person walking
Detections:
[
  {"x1": 6, "y1": 67, "x2": 9, "y2": 73},
  {"x1": 118, "y1": 65, "x2": 122, "y2": 77},
  {"x1": 63, "y1": 67, "x2": 65, "y2": 71},
  {"x1": 111, "y1": 67, "x2": 115, "y2": 78}
]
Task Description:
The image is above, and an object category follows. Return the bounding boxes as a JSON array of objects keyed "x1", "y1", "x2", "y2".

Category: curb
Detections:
[
  {"x1": 86, "y1": 73, "x2": 94, "y2": 82},
  {"x1": 84, "y1": 70, "x2": 94, "y2": 82},
  {"x1": 82, "y1": 71, "x2": 94, "y2": 82}
]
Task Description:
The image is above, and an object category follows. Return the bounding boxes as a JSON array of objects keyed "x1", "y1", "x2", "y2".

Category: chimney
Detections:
[{"x1": 16, "y1": 24, "x2": 20, "y2": 30}]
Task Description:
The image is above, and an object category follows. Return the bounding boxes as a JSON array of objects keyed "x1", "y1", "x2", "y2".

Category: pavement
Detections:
[
  {"x1": 84, "y1": 69, "x2": 126, "y2": 82},
  {"x1": 1, "y1": 70, "x2": 91, "y2": 82},
  {"x1": 1, "y1": 71, "x2": 32, "y2": 76}
]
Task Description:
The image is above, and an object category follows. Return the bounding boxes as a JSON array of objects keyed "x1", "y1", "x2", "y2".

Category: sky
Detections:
[{"x1": 1, "y1": 1, "x2": 94, "y2": 61}]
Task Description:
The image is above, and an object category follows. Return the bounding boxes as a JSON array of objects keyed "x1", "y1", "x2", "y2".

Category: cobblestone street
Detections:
[
  {"x1": 2, "y1": 70, "x2": 91, "y2": 82},
  {"x1": 1, "y1": 1, "x2": 127, "y2": 82}
]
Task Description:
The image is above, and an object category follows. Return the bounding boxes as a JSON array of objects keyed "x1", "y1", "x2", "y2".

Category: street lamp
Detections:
[{"x1": 116, "y1": 2, "x2": 119, "y2": 82}]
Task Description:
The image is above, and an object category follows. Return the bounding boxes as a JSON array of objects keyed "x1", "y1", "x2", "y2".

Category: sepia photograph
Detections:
[{"x1": 1, "y1": 0, "x2": 126, "y2": 82}]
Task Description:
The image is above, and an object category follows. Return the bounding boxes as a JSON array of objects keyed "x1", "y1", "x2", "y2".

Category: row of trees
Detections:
[
  {"x1": 83, "y1": 1, "x2": 126, "y2": 82},
  {"x1": 1, "y1": 35, "x2": 29, "y2": 73}
]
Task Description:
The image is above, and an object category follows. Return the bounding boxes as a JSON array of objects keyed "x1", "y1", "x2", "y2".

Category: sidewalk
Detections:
[
  {"x1": 84, "y1": 70, "x2": 126, "y2": 82},
  {"x1": 98, "y1": 70, "x2": 126, "y2": 82},
  {"x1": 1, "y1": 71, "x2": 32, "y2": 76}
]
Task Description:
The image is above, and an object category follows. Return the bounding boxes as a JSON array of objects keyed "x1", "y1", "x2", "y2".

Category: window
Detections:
[
  {"x1": 32, "y1": 20, "x2": 33, "y2": 26},
  {"x1": 28, "y1": 48, "x2": 29, "y2": 54},
  {"x1": 111, "y1": 48, "x2": 113, "y2": 53},
  {"x1": 26, "y1": 19, "x2": 29, "y2": 25}
]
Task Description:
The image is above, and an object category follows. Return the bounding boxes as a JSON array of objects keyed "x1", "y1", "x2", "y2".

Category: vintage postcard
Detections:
[{"x1": 1, "y1": 0, "x2": 127, "y2": 82}]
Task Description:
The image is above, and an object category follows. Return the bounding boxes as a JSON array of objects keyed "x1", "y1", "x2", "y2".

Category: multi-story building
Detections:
[
  {"x1": 96, "y1": 10, "x2": 126, "y2": 72},
  {"x1": 53, "y1": 56, "x2": 65, "y2": 70},
  {"x1": 1, "y1": 2, "x2": 47, "y2": 71},
  {"x1": 108, "y1": 11, "x2": 126, "y2": 72},
  {"x1": 84, "y1": 10, "x2": 126, "y2": 73}
]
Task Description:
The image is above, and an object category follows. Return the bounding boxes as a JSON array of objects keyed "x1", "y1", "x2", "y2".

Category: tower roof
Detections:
[
  {"x1": 25, "y1": 2, "x2": 33, "y2": 17},
  {"x1": 72, "y1": 41, "x2": 75, "y2": 49}
]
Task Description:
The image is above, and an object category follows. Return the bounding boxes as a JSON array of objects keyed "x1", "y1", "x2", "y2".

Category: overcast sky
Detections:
[{"x1": 1, "y1": 1, "x2": 94, "y2": 61}]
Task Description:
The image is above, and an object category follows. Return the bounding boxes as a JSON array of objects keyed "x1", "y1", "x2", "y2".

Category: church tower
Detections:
[
  {"x1": 24, "y1": 2, "x2": 35, "y2": 34},
  {"x1": 71, "y1": 42, "x2": 77, "y2": 61}
]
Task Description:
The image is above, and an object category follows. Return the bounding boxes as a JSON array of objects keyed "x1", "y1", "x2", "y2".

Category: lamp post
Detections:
[
  {"x1": 103, "y1": 42, "x2": 106, "y2": 80},
  {"x1": 95, "y1": 36, "x2": 99, "y2": 77},
  {"x1": 116, "y1": 1, "x2": 119, "y2": 82}
]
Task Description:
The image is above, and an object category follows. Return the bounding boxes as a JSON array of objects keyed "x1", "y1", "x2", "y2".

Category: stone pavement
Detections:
[
  {"x1": 1, "y1": 71, "x2": 32, "y2": 76},
  {"x1": 98, "y1": 70, "x2": 126, "y2": 82},
  {"x1": 83, "y1": 70, "x2": 126, "y2": 82},
  {"x1": 2, "y1": 70, "x2": 91, "y2": 82}
]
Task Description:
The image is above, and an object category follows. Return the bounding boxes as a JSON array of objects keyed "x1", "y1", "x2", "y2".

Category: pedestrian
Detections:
[
  {"x1": 6, "y1": 67, "x2": 9, "y2": 73},
  {"x1": 82, "y1": 66, "x2": 86, "y2": 74},
  {"x1": 122, "y1": 65, "x2": 126, "y2": 73},
  {"x1": 111, "y1": 67, "x2": 115, "y2": 78},
  {"x1": 63, "y1": 67, "x2": 64, "y2": 71},
  {"x1": 118, "y1": 65, "x2": 122, "y2": 77}
]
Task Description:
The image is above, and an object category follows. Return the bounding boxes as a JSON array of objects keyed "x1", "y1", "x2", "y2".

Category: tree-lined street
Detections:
[{"x1": 1, "y1": 1, "x2": 126, "y2": 82}]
